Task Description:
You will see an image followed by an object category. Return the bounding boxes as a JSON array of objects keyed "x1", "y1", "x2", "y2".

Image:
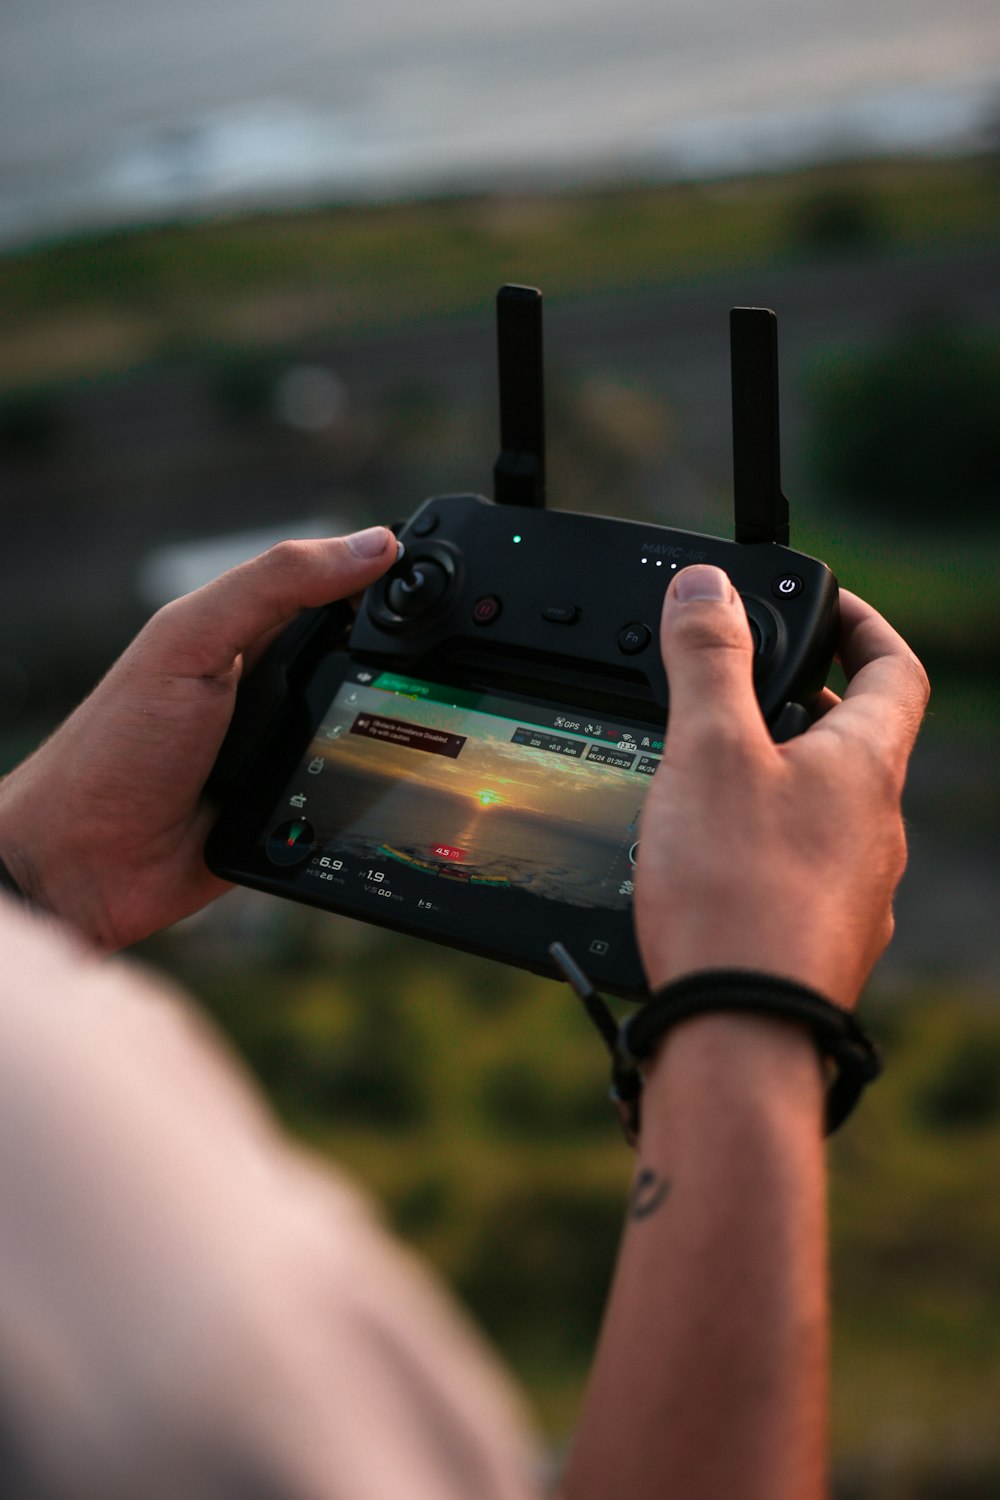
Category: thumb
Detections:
[
  {"x1": 660, "y1": 564, "x2": 769, "y2": 760},
  {"x1": 143, "y1": 527, "x2": 401, "y2": 678}
]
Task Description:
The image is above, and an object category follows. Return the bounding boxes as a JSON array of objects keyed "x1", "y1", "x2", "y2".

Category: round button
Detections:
[
  {"x1": 772, "y1": 574, "x2": 803, "y2": 599},
  {"x1": 618, "y1": 622, "x2": 652, "y2": 655},
  {"x1": 409, "y1": 510, "x2": 439, "y2": 538},
  {"x1": 472, "y1": 595, "x2": 502, "y2": 626},
  {"x1": 386, "y1": 559, "x2": 449, "y2": 617}
]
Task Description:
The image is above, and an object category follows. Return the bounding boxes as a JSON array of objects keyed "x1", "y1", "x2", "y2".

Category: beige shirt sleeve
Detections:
[{"x1": 0, "y1": 897, "x2": 543, "y2": 1500}]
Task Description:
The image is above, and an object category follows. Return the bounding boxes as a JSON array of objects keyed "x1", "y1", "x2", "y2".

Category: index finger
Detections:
[{"x1": 811, "y1": 589, "x2": 930, "y2": 760}]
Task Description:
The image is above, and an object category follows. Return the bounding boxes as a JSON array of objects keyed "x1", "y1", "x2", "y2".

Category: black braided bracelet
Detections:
[{"x1": 620, "y1": 969, "x2": 884, "y2": 1135}]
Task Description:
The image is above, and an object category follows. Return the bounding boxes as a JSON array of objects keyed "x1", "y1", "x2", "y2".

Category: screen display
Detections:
[{"x1": 258, "y1": 665, "x2": 665, "y2": 991}]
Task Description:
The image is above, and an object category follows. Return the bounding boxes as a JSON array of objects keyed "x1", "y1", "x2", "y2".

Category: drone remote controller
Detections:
[{"x1": 207, "y1": 289, "x2": 838, "y2": 997}]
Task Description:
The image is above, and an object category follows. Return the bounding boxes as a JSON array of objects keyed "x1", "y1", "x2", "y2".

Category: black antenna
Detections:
[
  {"x1": 731, "y1": 307, "x2": 789, "y2": 545},
  {"x1": 493, "y1": 284, "x2": 546, "y2": 508}
]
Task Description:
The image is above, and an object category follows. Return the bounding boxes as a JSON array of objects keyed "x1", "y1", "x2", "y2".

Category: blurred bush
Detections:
[
  {"x1": 480, "y1": 1054, "x2": 612, "y2": 1137},
  {"x1": 456, "y1": 1174, "x2": 623, "y2": 1366},
  {"x1": 805, "y1": 319, "x2": 998, "y2": 525},
  {"x1": 791, "y1": 186, "x2": 884, "y2": 250},
  {"x1": 911, "y1": 1017, "x2": 1000, "y2": 1133},
  {"x1": 197, "y1": 963, "x2": 430, "y2": 1128},
  {"x1": 210, "y1": 352, "x2": 285, "y2": 424},
  {"x1": 0, "y1": 388, "x2": 68, "y2": 454},
  {"x1": 829, "y1": 989, "x2": 1000, "y2": 1497}
]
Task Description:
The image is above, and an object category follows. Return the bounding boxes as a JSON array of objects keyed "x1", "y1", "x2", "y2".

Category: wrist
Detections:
[
  {"x1": 626, "y1": 969, "x2": 881, "y2": 1136},
  {"x1": 0, "y1": 771, "x2": 108, "y2": 948},
  {"x1": 634, "y1": 867, "x2": 883, "y2": 1009},
  {"x1": 641, "y1": 1008, "x2": 826, "y2": 1137},
  {"x1": 640, "y1": 928, "x2": 865, "y2": 1011}
]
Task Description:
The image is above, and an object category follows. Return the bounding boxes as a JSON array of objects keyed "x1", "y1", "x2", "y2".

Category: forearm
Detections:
[{"x1": 561, "y1": 1013, "x2": 828, "y2": 1500}]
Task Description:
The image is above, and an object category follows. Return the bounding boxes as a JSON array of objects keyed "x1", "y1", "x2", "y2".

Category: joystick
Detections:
[
  {"x1": 207, "y1": 288, "x2": 838, "y2": 996},
  {"x1": 368, "y1": 539, "x2": 460, "y2": 632},
  {"x1": 385, "y1": 560, "x2": 450, "y2": 618}
]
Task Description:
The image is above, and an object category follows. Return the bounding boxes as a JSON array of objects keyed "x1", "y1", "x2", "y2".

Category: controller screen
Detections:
[{"x1": 262, "y1": 665, "x2": 663, "y2": 937}]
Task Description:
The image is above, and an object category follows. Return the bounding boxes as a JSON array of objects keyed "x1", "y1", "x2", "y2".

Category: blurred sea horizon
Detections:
[{"x1": 2, "y1": 0, "x2": 998, "y2": 248}]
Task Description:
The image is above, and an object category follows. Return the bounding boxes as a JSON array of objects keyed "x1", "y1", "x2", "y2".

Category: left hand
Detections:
[{"x1": 0, "y1": 528, "x2": 399, "y2": 949}]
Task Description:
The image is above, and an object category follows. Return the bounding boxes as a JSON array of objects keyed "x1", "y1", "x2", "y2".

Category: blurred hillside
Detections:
[{"x1": 2, "y1": 155, "x2": 999, "y2": 1497}]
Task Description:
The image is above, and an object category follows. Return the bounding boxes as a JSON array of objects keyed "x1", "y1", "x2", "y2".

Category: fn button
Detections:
[{"x1": 618, "y1": 622, "x2": 652, "y2": 655}]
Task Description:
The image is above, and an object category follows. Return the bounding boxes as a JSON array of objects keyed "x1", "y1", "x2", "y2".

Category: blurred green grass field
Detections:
[{"x1": 2, "y1": 157, "x2": 997, "y2": 387}]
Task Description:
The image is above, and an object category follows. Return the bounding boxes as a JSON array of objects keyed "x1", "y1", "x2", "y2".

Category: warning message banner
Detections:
[{"x1": 349, "y1": 713, "x2": 467, "y2": 760}]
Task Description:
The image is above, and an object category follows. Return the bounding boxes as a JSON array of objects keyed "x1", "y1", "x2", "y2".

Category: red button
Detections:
[{"x1": 473, "y1": 595, "x2": 502, "y2": 626}]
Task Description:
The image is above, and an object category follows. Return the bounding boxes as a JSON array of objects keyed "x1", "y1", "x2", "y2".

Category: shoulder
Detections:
[{"x1": 0, "y1": 895, "x2": 542, "y2": 1500}]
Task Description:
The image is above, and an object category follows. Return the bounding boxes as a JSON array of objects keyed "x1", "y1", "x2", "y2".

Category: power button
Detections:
[{"x1": 772, "y1": 574, "x2": 803, "y2": 599}]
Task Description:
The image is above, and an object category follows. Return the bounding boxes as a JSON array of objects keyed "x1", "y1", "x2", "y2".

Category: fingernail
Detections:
[
  {"x1": 345, "y1": 526, "x2": 391, "y2": 559},
  {"x1": 672, "y1": 564, "x2": 732, "y2": 603}
]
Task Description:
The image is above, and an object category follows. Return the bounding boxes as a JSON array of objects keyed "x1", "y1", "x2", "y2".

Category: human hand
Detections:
[
  {"x1": 0, "y1": 528, "x2": 400, "y2": 950},
  {"x1": 634, "y1": 565, "x2": 929, "y2": 1008}
]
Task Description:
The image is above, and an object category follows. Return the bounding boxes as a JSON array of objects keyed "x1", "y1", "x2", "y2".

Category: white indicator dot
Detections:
[
  {"x1": 671, "y1": 562, "x2": 678, "y2": 569},
  {"x1": 656, "y1": 560, "x2": 663, "y2": 567},
  {"x1": 641, "y1": 556, "x2": 648, "y2": 564}
]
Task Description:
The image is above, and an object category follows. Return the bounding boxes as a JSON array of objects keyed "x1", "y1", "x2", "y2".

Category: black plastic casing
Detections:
[
  {"x1": 206, "y1": 491, "x2": 837, "y2": 998},
  {"x1": 355, "y1": 494, "x2": 838, "y2": 722}
]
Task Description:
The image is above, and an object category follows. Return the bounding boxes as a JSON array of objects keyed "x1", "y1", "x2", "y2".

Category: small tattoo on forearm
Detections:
[{"x1": 628, "y1": 1168, "x2": 672, "y2": 1220}]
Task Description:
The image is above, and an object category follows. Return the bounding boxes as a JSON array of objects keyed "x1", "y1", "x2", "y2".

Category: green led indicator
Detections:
[{"x1": 513, "y1": 534, "x2": 522, "y2": 543}]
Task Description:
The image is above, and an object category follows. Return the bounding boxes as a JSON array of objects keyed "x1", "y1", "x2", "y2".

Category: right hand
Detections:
[{"x1": 634, "y1": 565, "x2": 930, "y2": 1009}]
